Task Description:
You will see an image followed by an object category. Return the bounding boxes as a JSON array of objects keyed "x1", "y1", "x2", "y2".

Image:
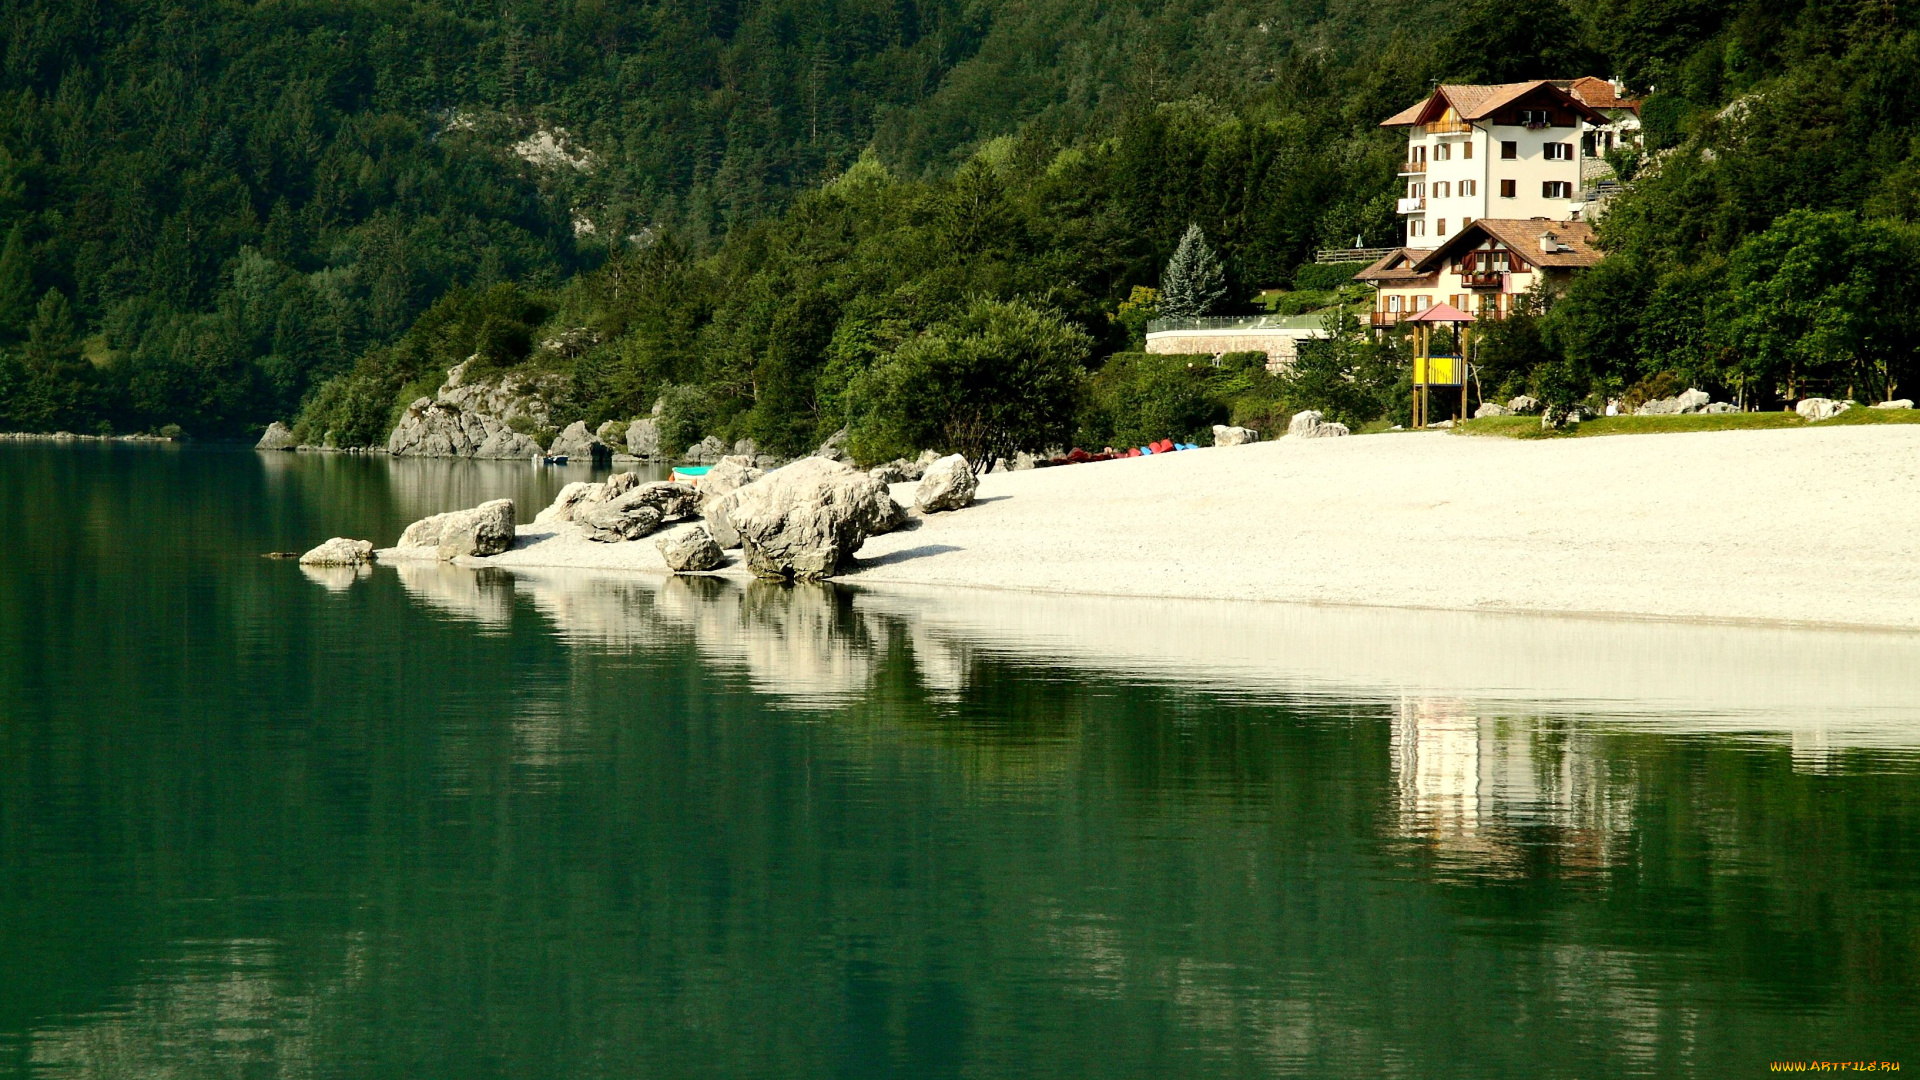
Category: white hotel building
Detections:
[{"x1": 1380, "y1": 78, "x2": 1640, "y2": 243}]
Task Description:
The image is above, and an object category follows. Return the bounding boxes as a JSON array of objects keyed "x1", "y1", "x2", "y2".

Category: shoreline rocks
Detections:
[
  {"x1": 546, "y1": 421, "x2": 612, "y2": 466},
  {"x1": 387, "y1": 359, "x2": 562, "y2": 458},
  {"x1": 721, "y1": 457, "x2": 903, "y2": 580},
  {"x1": 657, "y1": 524, "x2": 725, "y2": 572},
  {"x1": 256, "y1": 422, "x2": 298, "y2": 450},
  {"x1": 393, "y1": 499, "x2": 517, "y2": 559},
  {"x1": 298, "y1": 537, "x2": 374, "y2": 565}
]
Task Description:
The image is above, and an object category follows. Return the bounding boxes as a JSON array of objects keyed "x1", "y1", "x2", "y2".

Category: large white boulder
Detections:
[
  {"x1": 1211, "y1": 424, "x2": 1259, "y2": 446},
  {"x1": 256, "y1": 422, "x2": 298, "y2": 450},
  {"x1": 914, "y1": 454, "x2": 977, "y2": 513},
  {"x1": 1473, "y1": 403, "x2": 1509, "y2": 419},
  {"x1": 394, "y1": 499, "x2": 517, "y2": 559},
  {"x1": 1674, "y1": 388, "x2": 1712, "y2": 413},
  {"x1": 1506, "y1": 395, "x2": 1541, "y2": 415},
  {"x1": 575, "y1": 480, "x2": 699, "y2": 542},
  {"x1": 720, "y1": 457, "x2": 901, "y2": 579},
  {"x1": 298, "y1": 537, "x2": 373, "y2": 565},
  {"x1": 1872, "y1": 399, "x2": 1914, "y2": 410},
  {"x1": 656, "y1": 524, "x2": 725, "y2": 572},
  {"x1": 1287, "y1": 410, "x2": 1350, "y2": 439},
  {"x1": 1796, "y1": 398, "x2": 1851, "y2": 421}
]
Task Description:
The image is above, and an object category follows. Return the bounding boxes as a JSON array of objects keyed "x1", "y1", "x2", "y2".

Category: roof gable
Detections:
[
  {"x1": 1408, "y1": 219, "x2": 1602, "y2": 272},
  {"x1": 1381, "y1": 80, "x2": 1609, "y2": 128}
]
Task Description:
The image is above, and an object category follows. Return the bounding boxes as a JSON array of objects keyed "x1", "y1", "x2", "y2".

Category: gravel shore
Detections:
[{"x1": 474, "y1": 425, "x2": 1920, "y2": 631}]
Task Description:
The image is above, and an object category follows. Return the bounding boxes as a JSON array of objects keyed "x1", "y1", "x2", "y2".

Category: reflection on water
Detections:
[{"x1": 4, "y1": 443, "x2": 1920, "y2": 1078}]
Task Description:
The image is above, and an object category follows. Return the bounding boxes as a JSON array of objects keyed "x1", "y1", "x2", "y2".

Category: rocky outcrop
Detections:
[
  {"x1": 626, "y1": 418, "x2": 660, "y2": 458},
  {"x1": 813, "y1": 428, "x2": 850, "y2": 462},
  {"x1": 1474, "y1": 402, "x2": 1510, "y2": 419},
  {"x1": 387, "y1": 360, "x2": 563, "y2": 457},
  {"x1": 681, "y1": 435, "x2": 728, "y2": 464},
  {"x1": 1506, "y1": 395, "x2": 1541, "y2": 415},
  {"x1": 915, "y1": 454, "x2": 977, "y2": 513},
  {"x1": 1287, "y1": 410, "x2": 1350, "y2": 439},
  {"x1": 1211, "y1": 424, "x2": 1259, "y2": 446},
  {"x1": 546, "y1": 421, "x2": 612, "y2": 465},
  {"x1": 657, "y1": 524, "x2": 725, "y2": 572},
  {"x1": 580, "y1": 504, "x2": 662, "y2": 542},
  {"x1": 256, "y1": 422, "x2": 298, "y2": 450},
  {"x1": 595, "y1": 419, "x2": 629, "y2": 450},
  {"x1": 1796, "y1": 398, "x2": 1852, "y2": 421},
  {"x1": 718, "y1": 457, "x2": 902, "y2": 580},
  {"x1": 393, "y1": 499, "x2": 517, "y2": 559},
  {"x1": 698, "y1": 455, "x2": 766, "y2": 545},
  {"x1": 298, "y1": 537, "x2": 373, "y2": 565},
  {"x1": 1873, "y1": 399, "x2": 1914, "y2": 410}
]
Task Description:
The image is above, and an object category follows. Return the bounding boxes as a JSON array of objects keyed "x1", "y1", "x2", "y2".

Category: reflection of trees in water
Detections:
[{"x1": 7, "y1": 560, "x2": 1920, "y2": 1075}]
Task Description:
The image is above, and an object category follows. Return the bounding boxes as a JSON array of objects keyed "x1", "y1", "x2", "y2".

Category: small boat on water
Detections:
[{"x1": 671, "y1": 465, "x2": 711, "y2": 485}]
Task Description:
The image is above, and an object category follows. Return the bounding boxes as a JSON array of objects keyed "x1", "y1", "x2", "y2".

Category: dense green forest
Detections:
[{"x1": 0, "y1": 0, "x2": 1916, "y2": 448}]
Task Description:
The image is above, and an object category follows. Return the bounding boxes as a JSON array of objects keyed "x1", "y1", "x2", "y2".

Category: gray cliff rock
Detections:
[
  {"x1": 720, "y1": 457, "x2": 899, "y2": 579},
  {"x1": 256, "y1": 422, "x2": 298, "y2": 450},
  {"x1": 394, "y1": 499, "x2": 517, "y2": 559},
  {"x1": 813, "y1": 428, "x2": 850, "y2": 462},
  {"x1": 626, "y1": 418, "x2": 660, "y2": 459},
  {"x1": 914, "y1": 454, "x2": 977, "y2": 513},
  {"x1": 298, "y1": 537, "x2": 374, "y2": 565},
  {"x1": 656, "y1": 524, "x2": 726, "y2": 572},
  {"x1": 546, "y1": 421, "x2": 612, "y2": 465},
  {"x1": 387, "y1": 360, "x2": 563, "y2": 457}
]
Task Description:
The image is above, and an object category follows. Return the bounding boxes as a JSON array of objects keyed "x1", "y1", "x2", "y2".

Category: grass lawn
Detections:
[{"x1": 1456, "y1": 406, "x2": 1920, "y2": 439}]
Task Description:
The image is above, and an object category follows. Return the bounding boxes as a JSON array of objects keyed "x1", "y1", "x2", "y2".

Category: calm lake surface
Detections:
[{"x1": 2, "y1": 442, "x2": 1918, "y2": 1078}]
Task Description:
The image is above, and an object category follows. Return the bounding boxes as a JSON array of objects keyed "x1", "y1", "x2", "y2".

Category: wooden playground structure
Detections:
[{"x1": 1405, "y1": 303, "x2": 1475, "y2": 428}]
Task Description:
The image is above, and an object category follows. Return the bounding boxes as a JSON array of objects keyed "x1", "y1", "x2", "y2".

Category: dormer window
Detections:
[{"x1": 1520, "y1": 109, "x2": 1551, "y2": 129}]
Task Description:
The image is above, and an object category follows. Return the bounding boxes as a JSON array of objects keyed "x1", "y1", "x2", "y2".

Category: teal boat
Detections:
[{"x1": 671, "y1": 466, "x2": 712, "y2": 483}]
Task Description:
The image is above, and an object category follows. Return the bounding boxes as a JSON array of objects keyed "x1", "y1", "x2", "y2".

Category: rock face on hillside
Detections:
[
  {"x1": 387, "y1": 360, "x2": 561, "y2": 458},
  {"x1": 257, "y1": 422, "x2": 298, "y2": 450},
  {"x1": 393, "y1": 499, "x2": 517, "y2": 559},
  {"x1": 717, "y1": 458, "x2": 903, "y2": 579},
  {"x1": 546, "y1": 421, "x2": 611, "y2": 465}
]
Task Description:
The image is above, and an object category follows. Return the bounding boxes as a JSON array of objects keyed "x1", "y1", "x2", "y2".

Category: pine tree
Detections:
[
  {"x1": 0, "y1": 223, "x2": 33, "y2": 340},
  {"x1": 25, "y1": 288, "x2": 79, "y2": 370},
  {"x1": 1158, "y1": 223, "x2": 1228, "y2": 318}
]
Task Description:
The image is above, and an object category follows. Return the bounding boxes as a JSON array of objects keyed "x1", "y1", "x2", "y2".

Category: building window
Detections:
[
  {"x1": 1500, "y1": 179, "x2": 1516, "y2": 198},
  {"x1": 1500, "y1": 140, "x2": 1518, "y2": 159},
  {"x1": 1415, "y1": 296, "x2": 1430, "y2": 311},
  {"x1": 1409, "y1": 219, "x2": 1424, "y2": 237},
  {"x1": 1435, "y1": 143, "x2": 1451, "y2": 161},
  {"x1": 1460, "y1": 180, "x2": 1476, "y2": 197},
  {"x1": 1543, "y1": 181, "x2": 1572, "y2": 198},
  {"x1": 1412, "y1": 144, "x2": 1426, "y2": 163},
  {"x1": 1462, "y1": 141, "x2": 1473, "y2": 159},
  {"x1": 1435, "y1": 181, "x2": 1450, "y2": 198},
  {"x1": 1544, "y1": 142, "x2": 1573, "y2": 161},
  {"x1": 1436, "y1": 219, "x2": 1447, "y2": 236},
  {"x1": 1519, "y1": 109, "x2": 1550, "y2": 128},
  {"x1": 1462, "y1": 216, "x2": 1473, "y2": 227},
  {"x1": 1387, "y1": 295, "x2": 1403, "y2": 313}
]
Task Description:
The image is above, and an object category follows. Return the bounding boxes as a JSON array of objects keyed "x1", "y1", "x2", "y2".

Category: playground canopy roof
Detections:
[{"x1": 1404, "y1": 302, "x2": 1474, "y2": 324}]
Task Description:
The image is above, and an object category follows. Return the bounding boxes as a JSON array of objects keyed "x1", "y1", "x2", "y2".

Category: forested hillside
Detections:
[{"x1": 0, "y1": 0, "x2": 1916, "y2": 445}]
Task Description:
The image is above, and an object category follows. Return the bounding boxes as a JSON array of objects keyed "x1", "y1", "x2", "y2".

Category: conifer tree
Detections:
[
  {"x1": 0, "y1": 223, "x2": 33, "y2": 339},
  {"x1": 1158, "y1": 223, "x2": 1228, "y2": 318},
  {"x1": 25, "y1": 288, "x2": 79, "y2": 370}
]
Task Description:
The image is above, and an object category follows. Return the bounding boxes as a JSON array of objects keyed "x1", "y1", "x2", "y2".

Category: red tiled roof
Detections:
[
  {"x1": 1381, "y1": 80, "x2": 1609, "y2": 127},
  {"x1": 1409, "y1": 218, "x2": 1603, "y2": 272},
  {"x1": 1562, "y1": 76, "x2": 1640, "y2": 113},
  {"x1": 1353, "y1": 248, "x2": 1438, "y2": 283}
]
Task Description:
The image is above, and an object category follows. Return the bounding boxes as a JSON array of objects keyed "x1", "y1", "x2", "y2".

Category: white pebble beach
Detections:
[{"x1": 468, "y1": 424, "x2": 1920, "y2": 631}]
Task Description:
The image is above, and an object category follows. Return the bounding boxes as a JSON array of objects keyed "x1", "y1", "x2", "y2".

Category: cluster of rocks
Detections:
[
  {"x1": 866, "y1": 449, "x2": 942, "y2": 484},
  {"x1": 1636, "y1": 388, "x2": 1735, "y2": 415},
  {"x1": 1474, "y1": 394, "x2": 1541, "y2": 418},
  {"x1": 393, "y1": 499, "x2": 518, "y2": 559},
  {"x1": 535, "y1": 472, "x2": 700, "y2": 542},
  {"x1": 1287, "y1": 410, "x2": 1350, "y2": 439},
  {"x1": 383, "y1": 360, "x2": 562, "y2": 459},
  {"x1": 1212, "y1": 424, "x2": 1259, "y2": 446}
]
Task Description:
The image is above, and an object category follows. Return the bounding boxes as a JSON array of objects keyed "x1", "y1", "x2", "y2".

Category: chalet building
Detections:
[
  {"x1": 1382, "y1": 78, "x2": 1641, "y2": 242},
  {"x1": 1354, "y1": 218, "x2": 1602, "y2": 328}
]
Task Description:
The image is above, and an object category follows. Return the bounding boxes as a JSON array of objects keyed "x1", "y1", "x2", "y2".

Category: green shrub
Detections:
[{"x1": 1291, "y1": 262, "x2": 1371, "y2": 291}]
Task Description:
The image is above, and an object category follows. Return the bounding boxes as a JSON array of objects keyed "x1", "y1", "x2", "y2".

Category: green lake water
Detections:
[{"x1": 2, "y1": 442, "x2": 1918, "y2": 1078}]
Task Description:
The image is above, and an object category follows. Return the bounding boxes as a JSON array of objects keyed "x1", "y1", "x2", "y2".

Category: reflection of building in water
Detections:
[{"x1": 1392, "y1": 698, "x2": 1635, "y2": 874}]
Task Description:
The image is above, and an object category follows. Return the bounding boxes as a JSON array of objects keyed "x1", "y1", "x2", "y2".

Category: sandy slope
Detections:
[{"x1": 473, "y1": 425, "x2": 1920, "y2": 630}]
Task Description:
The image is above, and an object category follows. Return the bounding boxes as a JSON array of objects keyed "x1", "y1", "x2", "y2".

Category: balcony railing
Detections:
[
  {"x1": 1371, "y1": 311, "x2": 1403, "y2": 327},
  {"x1": 1396, "y1": 197, "x2": 1427, "y2": 214},
  {"x1": 1399, "y1": 160, "x2": 1427, "y2": 174},
  {"x1": 1461, "y1": 272, "x2": 1503, "y2": 289},
  {"x1": 1146, "y1": 314, "x2": 1332, "y2": 334},
  {"x1": 1425, "y1": 119, "x2": 1471, "y2": 134}
]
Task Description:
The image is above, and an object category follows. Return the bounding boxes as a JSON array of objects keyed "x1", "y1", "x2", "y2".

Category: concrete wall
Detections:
[{"x1": 1143, "y1": 329, "x2": 1325, "y2": 370}]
